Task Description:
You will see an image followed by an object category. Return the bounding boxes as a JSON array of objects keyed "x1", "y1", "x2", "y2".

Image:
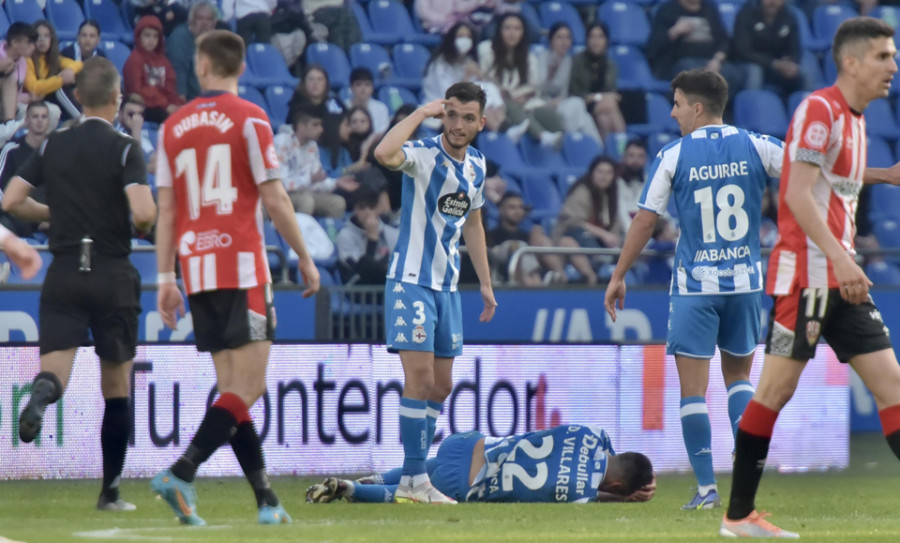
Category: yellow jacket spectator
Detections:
[{"x1": 25, "y1": 21, "x2": 83, "y2": 123}]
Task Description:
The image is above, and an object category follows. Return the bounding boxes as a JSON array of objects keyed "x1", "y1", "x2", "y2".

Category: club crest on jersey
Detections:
[
  {"x1": 438, "y1": 191, "x2": 471, "y2": 218},
  {"x1": 804, "y1": 121, "x2": 828, "y2": 149},
  {"x1": 412, "y1": 325, "x2": 427, "y2": 343},
  {"x1": 806, "y1": 320, "x2": 821, "y2": 346}
]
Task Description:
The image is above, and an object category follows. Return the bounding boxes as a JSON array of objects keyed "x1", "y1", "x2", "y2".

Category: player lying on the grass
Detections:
[{"x1": 306, "y1": 424, "x2": 656, "y2": 504}]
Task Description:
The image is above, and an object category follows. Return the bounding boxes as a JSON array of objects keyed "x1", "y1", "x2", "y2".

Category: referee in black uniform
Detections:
[{"x1": 2, "y1": 57, "x2": 157, "y2": 511}]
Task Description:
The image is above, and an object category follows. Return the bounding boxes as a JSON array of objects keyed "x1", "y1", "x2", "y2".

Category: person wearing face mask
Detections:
[{"x1": 422, "y1": 22, "x2": 483, "y2": 104}]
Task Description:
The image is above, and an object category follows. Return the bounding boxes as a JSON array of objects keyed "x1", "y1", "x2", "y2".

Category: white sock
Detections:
[{"x1": 698, "y1": 483, "x2": 717, "y2": 497}]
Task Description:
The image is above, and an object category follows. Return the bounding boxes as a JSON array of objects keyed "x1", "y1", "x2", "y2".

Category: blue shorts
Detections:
[
  {"x1": 430, "y1": 431, "x2": 484, "y2": 502},
  {"x1": 384, "y1": 280, "x2": 463, "y2": 357},
  {"x1": 666, "y1": 292, "x2": 762, "y2": 359}
]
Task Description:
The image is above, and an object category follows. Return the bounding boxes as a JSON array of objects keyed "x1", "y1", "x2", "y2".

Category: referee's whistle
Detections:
[{"x1": 79, "y1": 236, "x2": 93, "y2": 273}]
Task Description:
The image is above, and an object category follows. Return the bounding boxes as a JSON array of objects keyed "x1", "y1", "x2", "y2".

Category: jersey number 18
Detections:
[{"x1": 693, "y1": 185, "x2": 749, "y2": 243}]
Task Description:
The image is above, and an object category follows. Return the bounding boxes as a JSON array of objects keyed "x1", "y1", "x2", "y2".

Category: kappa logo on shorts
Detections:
[
  {"x1": 806, "y1": 320, "x2": 821, "y2": 347},
  {"x1": 393, "y1": 283, "x2": 405, "y2": 293},
  {"x1": 394, "y1": 300, "x2": 406, "y2": 310},
  {"x1": 395, "y1": 316, "x2": 407, "y2": 326},
  {"x1": 412, "y1": 325, "x2": 427, "y2": 344},
  {"x1": 394, "y1": 333, "x2": 408, "y2": 343}
]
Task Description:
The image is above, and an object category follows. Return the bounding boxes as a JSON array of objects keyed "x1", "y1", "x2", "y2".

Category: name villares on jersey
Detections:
[
  {"x1": 688, "y1": 160, "x2": 749, "y2": 182},
  {"x1": 554, "y1": 428, "x2": 602, "y2": 502},
  {"x1": 172, "y1": 110, "x2": 235, "y2": 138}
]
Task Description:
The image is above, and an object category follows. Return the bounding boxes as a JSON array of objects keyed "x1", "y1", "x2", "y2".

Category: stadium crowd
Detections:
[{"x1": 0, "y1": 0, "x2": 899, "y2": 288}]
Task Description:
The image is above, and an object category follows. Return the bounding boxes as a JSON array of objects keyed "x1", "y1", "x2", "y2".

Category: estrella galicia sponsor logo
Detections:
[{"x1": 438, "y1": 191, "x2": 471, "y2": 218}]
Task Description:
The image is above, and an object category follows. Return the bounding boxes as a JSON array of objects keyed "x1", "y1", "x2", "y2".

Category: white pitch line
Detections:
[
  {"x1": 72, "y1": 525, "x2": 232, "y2": 541},
  {"x1": 0, "y1": 535, "x2": 27, "y2": 543}
]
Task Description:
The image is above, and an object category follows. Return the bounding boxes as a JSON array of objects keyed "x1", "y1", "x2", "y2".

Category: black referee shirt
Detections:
[{"x1": 17, "y1": 117, "x2": 148, "y2": 257}]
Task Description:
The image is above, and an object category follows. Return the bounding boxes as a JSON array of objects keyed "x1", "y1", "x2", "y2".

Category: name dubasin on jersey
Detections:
[{"x1": 171, "y1": 109, "x2": 234, "y2": 137}]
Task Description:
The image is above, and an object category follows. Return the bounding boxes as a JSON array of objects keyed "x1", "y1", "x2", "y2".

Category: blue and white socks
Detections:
[
  {"x1": 399, "y1": 397, "x2": 428, "y2": 490},
  {"x1": 681, "y1": 396, "x2": 716, "y2": 493},
  {"x1": 727, "y1": 380, "x2": 755, "y2": 439}
]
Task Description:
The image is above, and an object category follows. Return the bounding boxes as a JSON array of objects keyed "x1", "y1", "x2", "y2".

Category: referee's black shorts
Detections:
[
  {"x1": 39, "y1": 254, "x2": 141, "y2": 363},
  {"x1": 188, "y1": 284, "x2": 275, "y2": 353}
]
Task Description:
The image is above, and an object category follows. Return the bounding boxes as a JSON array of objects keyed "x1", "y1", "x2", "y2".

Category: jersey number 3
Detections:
[
  {"x1": 694, "y1": 185, "x2": 749, "y2": 243},
  {"x1": 176, "y1": 144, "x2": 238, "y2": 220}
]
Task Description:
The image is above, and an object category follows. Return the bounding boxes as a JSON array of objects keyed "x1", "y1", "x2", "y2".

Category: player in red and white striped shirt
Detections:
[
  {"x1": 723, "y1": 17, "x2": 900, "y2": 538},
  {"x1": 152, "y1": 30, "x2": 319, "y2": 527}
]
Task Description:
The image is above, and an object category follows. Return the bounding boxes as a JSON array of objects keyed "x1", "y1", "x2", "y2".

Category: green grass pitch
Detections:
[{"x1": 2, "y1": 434, "x2": 900, "y2": 543}]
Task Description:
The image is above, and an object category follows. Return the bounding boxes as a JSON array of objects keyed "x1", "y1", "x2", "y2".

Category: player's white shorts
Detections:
[{"x1": 384, "y1": 279, "x2": 463, "y2": 357}]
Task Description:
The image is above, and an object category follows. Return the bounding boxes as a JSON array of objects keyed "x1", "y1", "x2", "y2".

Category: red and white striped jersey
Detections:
[
  {"x1": 156, "y1": 92, "x2": 279, "y2": 295},
  {"x1": 767, "y1": 86, "x2": 865, "y2": 295}
]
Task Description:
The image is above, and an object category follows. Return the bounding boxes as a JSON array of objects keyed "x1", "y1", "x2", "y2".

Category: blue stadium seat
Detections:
[
  {"x1": 867, "y1": 136, "x2": 894, "y2": 168},
  {"x1": 874, "y1": 219, "x2": 900, "y2": 262},
  {"x1": 647, "y1": 131, "x2": 678, "y2": 158},
  {"x1": 477, "y1": 131, "x2": 528, "y2": 173},
  {"x1": 866, "y1": 99, "x2": 900, "y2": 141},
  {"x1": 5, "y1": 0, "x2": 43, "y2": 25},
  {"x1": 392, "y1": 43, "x2": 431, "y2": 90},
  {"x1": 265, "y1": 85, "x2": 292, "y2": 131},
  {"x1": 554, "y1": 168, "x2": 582, "y2": 198},
  {"x1": 518, "y1": 136, "x2": 568, "y2": 169},
  {"x1": 786, "y1": 91, "x2": 809, "y2": 117},
  {"x1": 0, "y1": 10, "x2": 8, "y2": 37},
  {"x1": 788, "y1": 6, "x2": 827, "y2": 51},
  {"x1": 718, "y1": 2, "x2": 740, "y2": 35},
  {"x1": 84, "y1": 0, "x2": 132, "y2": 44},
  {"x1": 368, "y1": 0, "x2": 440, "y2": 46},
  {"x1": 823, "y1": 47, "x2": 837, "y2": 84},
  {"x1": 99, "y1": 40, "x2": 130, "y2": 76},
  {"x1": 599, "y1": 1, "x2": 650, "y2": 47},
  {"x1": 237, "y1": 85, "x2": 269, "y2": 118},
  {"x1": 5, "y1": 248, "x2": 51, "y2": 284},
  {"x1": 869, "y1": 183, "x2": 900, "y2": 222},
  {"x1": 263, "y1": 220, "x2": 288, "y2": 282},
  {"x1": 377, "y1": 85, "x2": 418, "y2": 115},
  {"x1": 629, "y1": 92, "x2": 678, "y2": 136},
  {"x1": 604, "y1": 132, "x2": 632, "y2": 162},
  {"x1": 561, "y1": 132, "x2": 602, "y2": 170},
  {"x1": 516, "y1": 172, "x2": 562, "y2": 223},
  {"x1": 871, "y1": 6, "x2": 900, "y2": 43},
  {"x1": 734, "y1": 89, "x2": 788, "y2": 138},
  {"x1": 866, "y1": 261, "x2": 900, "y2": 286},
  {"x1": 539, "y1": 2, "x2": 586, "y2": 45},
  {"x1": 129, "y1": 243, "x2": 157, "y2": 285},
  {"x1": 45, "y1": 0, "x2": 83, "y2": 41},
  {"x1": 517, "y1": 1, "x2": 544, "y2": 43},
  {"x1": 350, "y1": 1, "x2": 395, "y2": 45},
  {"x1": 305, "y1": 43, "x2": 351, "y2": 89},
  {"x1": 609, "y1": 45, "x2": 668, "y2": 92},
  {"x1": 800, "y1": 49, "x2": 825, "y2": 91},
  {"x1": 349, "y1": 43, "x2": 393, "y2": 84},
  {"x1": 245, "y1": 42, "x2": 298, "y2": 88},
  {"x1": 813, "y1": 4, "x2": 858, "y2": 42}
]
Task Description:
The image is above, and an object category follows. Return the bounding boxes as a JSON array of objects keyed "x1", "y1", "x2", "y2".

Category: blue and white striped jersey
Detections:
[
  {"x1": 467, "y1": 425, "x2": 614, "y2": 503},
  {"x1": 640, "y1": 125, "x2": 783, "y2": 296},
  {"x1": 388, "y1": 135, "x2": 486, "y2": 291}
]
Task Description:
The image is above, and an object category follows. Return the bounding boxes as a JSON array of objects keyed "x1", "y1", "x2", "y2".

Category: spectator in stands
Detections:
[
  {"x1": 346, "y1": 67, "x2": 390, "y2": 134},
  {"x1": 423, "y1": 22, "x2": 483, "y2": 103},
  {"x1": 61, "y1": 20, "x2": 106, "y2": 62},
  {"x1": 647, "y1": 0, "x2": 746, "y2": 97},
  {"x1": 347, "y1": 106, "x2": 376, "y2": 163},
  {"x1": 732, "y1": 0, "x2": 805, "y2": 97},
  {"x1": 303, "y1": 0, "x2": 362, "y2": 53},
  {"x1": 478, "y1": 13, "x2": 565, "y2": 148},
  {"x1": 26, "y1": 21, "x2": 82, "y2": 124},
  {"x1": 536, "y1": 22, "x2": 603, "y2": 144},
  {"x1": 223, "y1": 0, "x2": 276, "y2": 45},
  {"x1": 285, "y1": 63, "x2": 347, "y2": 138},
  {"x1": 336, "y1": 186, "x2": 399, "y2": 285},
  {"x1": 124, "y1": 16, "x2": 184, "y2": 123},
  {"x1": 115, "y1": 93, "x2": 156, "y2": 174},
  {"x1": 0, "y1": 23, "x2": 36, "y2": 143},
  {"x1": 319, "y1": 111, "x2": 354, "y2": 178},
  {"x1": 167, "y1": 1, "x2": 219, "y2": 102},
  {"x1": 616, "y1": 139, "x2": 649, "y2": 231},
  {"x1": 555, "y1": 157, "x2": 626, "y2": 284},
  {"x1": 274, "y1": 103, "x2": 355, "y2": 218},
  {"x1": 270, "y1": 1, "x2": 316, "y2": 73},
  {"x1": 415, "y1": 0, "x2": 498, "y2": 34},
  {"x1": 488, "y1": 191, "x2": 568, "y2": 286},
  {"x1": 0, "y1": 101, "x2": 50, "y2": 239},
  {"x1": 131, "y1": 0, "x2": 187, "y2": 36},
  {"x1": 569, "y1": 23, "x2": 626, "y2": 142}
]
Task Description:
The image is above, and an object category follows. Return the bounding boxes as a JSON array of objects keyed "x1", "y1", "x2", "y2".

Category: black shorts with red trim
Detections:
[
  {"x1": 765, "y1": 287, "x2": 892, "y2": 363},
  {"x1": 188, "y1": 284, "x2": 275, "y2": 353}
]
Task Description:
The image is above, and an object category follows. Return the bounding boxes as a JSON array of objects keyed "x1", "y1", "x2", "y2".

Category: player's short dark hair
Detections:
[
  {"x1": 291, "y1": 103, "x2": 324, "y2": 127},
  {"x1": 6, "y1": 22, "x2": 37, "y2": 43},
  {"x1": 671, "y1": 69, "x2": 729, "y2": 118},
  {"x1": 350, "y1": 67, "x2": 374, "y2": 84},
  {"x1": 75, "y1": 57, "x2": 119, "y2": 108},
  {"x1": 196, "y1": 29, "x2": 244, "y2": 78},
  {"x1": 26, "y1": 100, "x2": 49, "y2": 115},
  {"x1": 615, "y1": 452, "x2": 654, "y2": 496},
  {"x1": 79, "y1": 18, "x2": 101, "y2": 34},
  {"x1": 833, "y1": 17, "x2": 895, "y2": 72},
  {"x1": 445, "y1": 82, "x2": 486, "y2": 114}
]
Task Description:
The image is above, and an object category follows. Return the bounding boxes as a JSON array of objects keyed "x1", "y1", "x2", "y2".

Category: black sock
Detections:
[
  {"x1": 727, "y1": 429, "x2": 772, "y2": 520},
  {"x1": 230, "y1": 421, "x2": 278, "y2": 508},
  {"x1": 886, "y1": 430, "x2": 900, "y2": 461},
  {"x1": 171, "y1": 406, "x2": 237, "y2": 483},
  {"x1": 31, "y1": 371, "x2": 63, "y2": 405},
  {"x1": 100, "y1": 398, "x2": 131, "y2": 501}
]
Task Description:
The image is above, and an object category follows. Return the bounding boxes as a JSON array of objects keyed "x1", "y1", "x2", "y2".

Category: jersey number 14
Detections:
[
  {"x1": 693, "y1": 185, "x2": 749, "y2": 243},
  {"x1": 176, "y1": 144, "x2": 238, "y2": 220}
]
